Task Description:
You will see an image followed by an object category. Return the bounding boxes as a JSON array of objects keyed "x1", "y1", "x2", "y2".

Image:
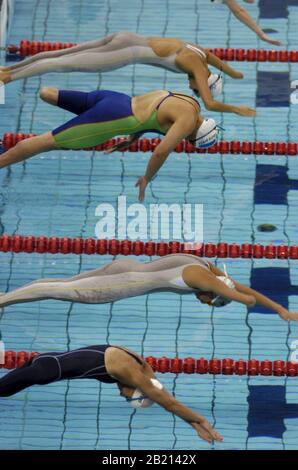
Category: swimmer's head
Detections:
[
  {"x1": 188, "y1": 73, "x2": 223, "y2": 98},
  {"x1": 208, "y1": 73, "x2": 223, "y2": 97},
  {"x1": 196, "y1": 265, "x2": 236, "y2": 308},
  {"x1": 190, "y1": 117, "x2": 219, "y2": 149},
  {"x1": 118, "y1": 379, "x2": 163, "y2": 409}
]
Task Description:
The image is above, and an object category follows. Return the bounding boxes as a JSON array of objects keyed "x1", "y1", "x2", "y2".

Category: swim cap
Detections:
[
  {"x1": 191, "y1": 118, "x2": 218, "y2": 148},
  {"x1": 208, "y1": 73, "x2": 223, "y2": 97},
  {"x1": 211, "y1": 265, "x2": 235, "y2": 308},
  {"x1": 127, "y1": 379, "x2": 163, "y2": 409}
]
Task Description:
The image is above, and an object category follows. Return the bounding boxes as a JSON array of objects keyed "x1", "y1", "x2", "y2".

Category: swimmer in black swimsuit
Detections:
[{"x1": 0, "y1": 344, "x2": 223, "y2": 444}]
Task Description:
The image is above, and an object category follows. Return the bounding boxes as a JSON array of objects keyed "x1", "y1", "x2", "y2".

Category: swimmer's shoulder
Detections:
[
  {"x1": 106, "y1": 345, "x2": 147, "y2": 368},
  {"x1": 175, "y1": 43, "x2": 208, "y2": 73}
]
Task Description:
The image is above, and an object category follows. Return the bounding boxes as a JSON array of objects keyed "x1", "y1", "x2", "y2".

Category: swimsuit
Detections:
[
  {"x1": 52, "y1": 89, "x2": 200, "y2": 150},
  {"x1": 0, "y1": 344, "x2": 143, "y2": 396}
]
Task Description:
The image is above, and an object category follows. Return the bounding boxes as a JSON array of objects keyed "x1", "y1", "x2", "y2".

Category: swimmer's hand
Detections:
[
  {"x1": 191, "y1": 419, "x2": 223, "y2": 444},
  {"x1": 235, "y1": 106, "x2": 256, "y2": 117},
  {"x1": 259, "y1": 32, "x2": 281, "y2": 46},
  {"x1": 277, "y1": 307, "x2": 298, "y2": 322},
  {"x1": 135, "y1": 176, "x2": 148, "y2": 202},
  {"x1": 104, "y1": 138, "x2": 132, "y2": 154},
  {"x1": 231, "y1": 70, "x2": 244, "y2": 79}
]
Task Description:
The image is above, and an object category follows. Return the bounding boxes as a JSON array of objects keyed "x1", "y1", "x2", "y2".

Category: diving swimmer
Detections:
[
  {"x1": 1, "y1": 254, "x2": 297, "y2": 321},
  {"x1": 0, "y1": 31, "x2": 250, "y2": 115},
  {"x1": 0, "y1": 343, "x2": 223, "y2": 443},
  {"x1": 0, "y1": 87, "x2": 255, "y2": 201}
]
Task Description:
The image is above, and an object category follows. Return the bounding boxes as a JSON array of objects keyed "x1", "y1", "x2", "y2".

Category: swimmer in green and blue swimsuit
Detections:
[
  {"x1": 0, "y1": 87, "x2": 220, "y2": 200},
  {"x1": 52, "y1": 89, "x2": 167, "y2": 149}
]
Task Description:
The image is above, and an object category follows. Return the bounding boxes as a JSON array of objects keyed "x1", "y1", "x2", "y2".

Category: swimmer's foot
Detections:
[{"x1": 0, "y1": 71, "x2": 12, "y2": 84}]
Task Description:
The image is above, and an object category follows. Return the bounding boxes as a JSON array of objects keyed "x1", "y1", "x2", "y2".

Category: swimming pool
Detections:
[{"x1": 0, "y1": 0, "x2": 298, "y2": 450}]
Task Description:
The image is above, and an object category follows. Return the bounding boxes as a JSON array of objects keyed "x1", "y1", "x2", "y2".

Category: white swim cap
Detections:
[
  {"x1": 208, "y1": 73, "x2": 223, "y2": 97},
  {"x1": 192, "y1": 118, "x2": 218, "y2": 148},
  {"x1": 127, "y1": 379, "x2": 163, "y2": 409},
  {"x1": 211, "y1": 265, "x2": 235, "y2": 308}
]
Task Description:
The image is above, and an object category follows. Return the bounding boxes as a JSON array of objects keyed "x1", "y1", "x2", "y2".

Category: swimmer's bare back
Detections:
[{"x1": 132, "y1": 89, "x2": 199, "y2": 124}]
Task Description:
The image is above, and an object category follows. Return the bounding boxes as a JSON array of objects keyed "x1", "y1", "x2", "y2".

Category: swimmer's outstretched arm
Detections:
[
  {"x1": 233, "y1": 282, "x2": 298, "y2": 321},
  {"x1": 209, "y1": 263, "x2": 298, "y2": 321},
  {"x1": 223, "y1": 0, "x2": 281, "y2": 46},
  {"x1": 177, "y1": 54, "x2": 256, "y2": 116},
  {"x1": 136, "y1": 115, "x2": 197, "y2": 201},
  {"x1": 192, "y1": 59, "x2": 256, "y2": 116},
  {"x1": 0, "y1": 132, "x2": 57, "y2": 169},
  {"x1": 109, "y1": 358, "x2": 223, "y2": 443},
  {"x1": 206, "y1": 50, "x2": 244, "y2": 79}
]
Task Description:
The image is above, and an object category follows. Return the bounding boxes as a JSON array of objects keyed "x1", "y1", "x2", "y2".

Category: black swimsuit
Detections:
[{"x1": 0, "y1": 344, "x2": 143, "y2": 397}]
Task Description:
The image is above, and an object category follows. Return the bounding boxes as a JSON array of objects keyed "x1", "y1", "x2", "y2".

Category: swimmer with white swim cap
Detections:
[
  {"x1": 211, "y1": 1, "x2": 281, "y2": 46},
  {"x1": 1, "y1": 254, "x2": 297, "y2": 321},
  {"x1": 0, "y1": 342, "x2": 223, "y2": 443},
  {"x1": 0, "y1": 32, "x2": 255, "y2": 117},
  {"x1": 0, "y1": 87, "x2": 227, "y2": 200}
]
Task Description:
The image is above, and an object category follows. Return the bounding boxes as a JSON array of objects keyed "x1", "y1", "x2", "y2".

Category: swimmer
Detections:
[
  {"x1": 0, "y1": 343, "x2": 223, "y2": 443},
  {"x1": 0, "y1": 31, "x2": 249, "y2": 115},
  {"x1": 0, "y1": 87, "x2": 255, "y2": 201},
  {"x1": 211, "y1": 0, "x2": 281, "y2": 46},
  {"x1": 1, "y1": 254, "x2": 297, "y2": 321}
]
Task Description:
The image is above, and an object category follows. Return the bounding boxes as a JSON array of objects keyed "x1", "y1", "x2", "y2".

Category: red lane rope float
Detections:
[
  {"x1": 0, "y1": 235, "x2": 298, "y2": 259},
  {"x1": 1, "y1": 133, "x2": 298, "y2": 156},
  {"x1": 1, "y1": 351, "x2": 298, "y2": 376},
  {"x1": 3, "y1": 41, "x2": 298, "y2": 62}
]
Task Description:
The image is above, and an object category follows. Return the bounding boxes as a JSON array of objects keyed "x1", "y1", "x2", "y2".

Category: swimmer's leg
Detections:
[
  {"x1": 135, "y1": 254, "x2": 207, "y2": 272},
  {"x1": 0, "y1": 260, "x2": 143, "y2": 305},
  {"x1": 1, "y1": 33, "x2": 117, "y2": 74},
  {"x1": 0, "y1": 356, "x2": 59, "y2": 397},
  {"x1": 39, "y1": 87, "x2": 59, "y2": 106},
  {"x1": 0, "y1": 278, "x2": 84, "y2": 307},
  {"x1": 1, "y1": 32, "x2": 149, "y2": 82},
  {"x1": 74, "y1": 255, "x2": 204, "y2": 277},
  {"x1": 0, "y1": 132, "x2": 57, "y2": 169},
  {"x1": 3, "y1": 47, "x2": 134, "y2": 82}
]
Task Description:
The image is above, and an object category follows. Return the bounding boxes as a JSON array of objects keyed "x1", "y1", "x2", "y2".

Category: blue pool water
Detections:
[{"x1": 0, "y1": 0, "x2": 298, "y2": 450}]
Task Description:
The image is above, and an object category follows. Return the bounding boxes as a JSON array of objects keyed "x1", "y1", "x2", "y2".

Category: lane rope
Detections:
[
  {"x1": 1, "y1": 133, "x2": 297, "y2": 156},
  {"x1": 0, "y1": 235, "x2": 297, "y2": 259},
  {"x1": 1, "y1": 351, "x2": 298, "y2": 376},
  {"x1": 3, "y1": 41, "x2": 298, "y2": 63}
]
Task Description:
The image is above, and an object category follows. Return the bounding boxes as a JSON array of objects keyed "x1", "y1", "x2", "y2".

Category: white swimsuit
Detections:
[
  {"x1": 7, "y1": 32, "x2": 208, "y2": 81},
  {"x1": 0, "y1": 254, "x2": 211, "y2": 307}
]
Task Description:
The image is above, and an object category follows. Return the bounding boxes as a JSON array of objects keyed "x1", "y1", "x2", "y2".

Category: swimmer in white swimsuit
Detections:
[
  {"x1": 0, "y1": 32, "x2": 255, "y2": 117},
  {"x1": 1, "y1": 253, "x2": 297, "y2": 321},
  {"x1": 211, "y1": 1, "x2": 281, "y2": 46}
]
